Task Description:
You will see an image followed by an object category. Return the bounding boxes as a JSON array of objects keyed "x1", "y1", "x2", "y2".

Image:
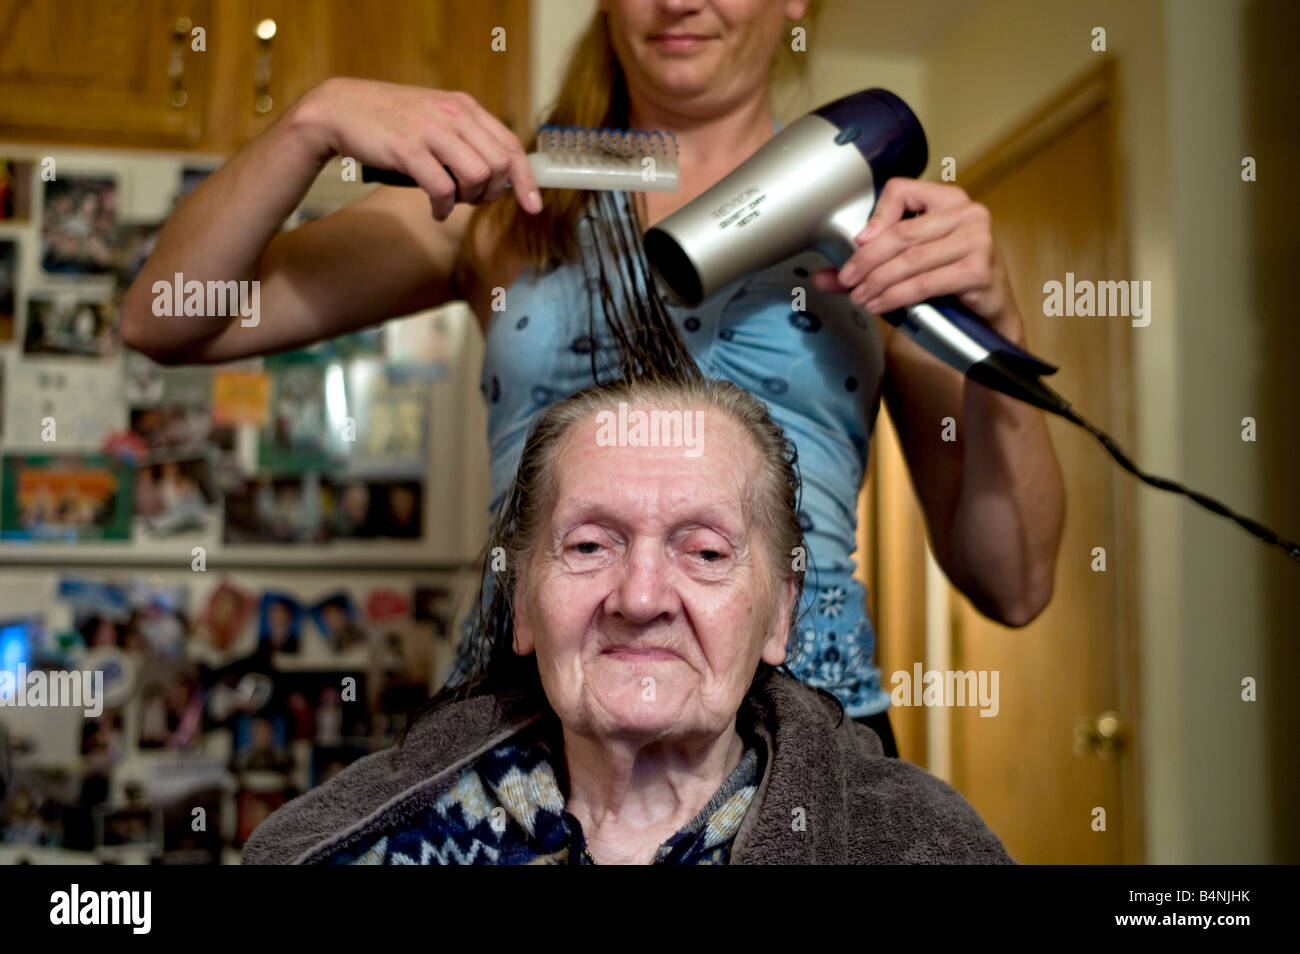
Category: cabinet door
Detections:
[
  {"x1": 0, "y1": 0, "x2": 214, "y2": 148},
  {"x1": 208, "y1": 0, "x2": 530, "y2": 151}
]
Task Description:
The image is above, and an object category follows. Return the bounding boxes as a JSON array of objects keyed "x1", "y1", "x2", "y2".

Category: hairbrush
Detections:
[{"x1": 360, "y1": 124, "x2": 680, "y2": 193}]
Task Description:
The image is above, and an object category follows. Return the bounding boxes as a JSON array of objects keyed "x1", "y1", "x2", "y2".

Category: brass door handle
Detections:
[{"x1": 1073, "y1": 710, "x2": 1126, "y2": 759}]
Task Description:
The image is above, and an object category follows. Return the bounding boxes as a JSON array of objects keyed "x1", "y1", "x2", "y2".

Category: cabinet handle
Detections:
[
  {"x1": 169, "y1": 16, "x2": 191, "y2": 108},
  {"x1": 253, "y1": 18, "x2": 277, "y2": 114}
]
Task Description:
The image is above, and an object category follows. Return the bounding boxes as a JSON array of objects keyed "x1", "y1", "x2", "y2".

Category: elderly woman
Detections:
[{"x1": 242, "y1": 376, "x2": 1011, "y2": 865}]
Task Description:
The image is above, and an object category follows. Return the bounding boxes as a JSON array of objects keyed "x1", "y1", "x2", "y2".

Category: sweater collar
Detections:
[{"x1": 310, "y1": 673, "x2": 859, "y2": 865}]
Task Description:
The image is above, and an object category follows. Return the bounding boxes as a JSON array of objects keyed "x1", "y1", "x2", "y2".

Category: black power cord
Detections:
[{"x1": 1030, "y1": 380, "x2": 1300, "y2": 563}]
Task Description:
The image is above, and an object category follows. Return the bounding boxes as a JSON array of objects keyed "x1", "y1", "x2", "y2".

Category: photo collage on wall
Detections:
[
  {"x1": 0, "y1": 572, "x2": 462, "y2": 862},
  {"x1": 0, "y1": 149, "x2": 470, "y2": 862},
  {"x1": 0, "y1": 153, "x2": 455, "y2": 547}
]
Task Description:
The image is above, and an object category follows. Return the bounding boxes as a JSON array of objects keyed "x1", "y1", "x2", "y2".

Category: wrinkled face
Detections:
[
  {"x1": 601, "y1": 0, "x2": 809, "y2": 114},
  {"x1": 514, "y1": 404, "x2": 794, "y2": 745}
]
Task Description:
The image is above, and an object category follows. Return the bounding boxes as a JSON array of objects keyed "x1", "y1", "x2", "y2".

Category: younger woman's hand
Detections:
[
  {"x1": 811, "y1": 178, "x2": 1022, "y2": 338},
  {"x1": 293, "y1": 77, "x2": 543, "y2": 221}
]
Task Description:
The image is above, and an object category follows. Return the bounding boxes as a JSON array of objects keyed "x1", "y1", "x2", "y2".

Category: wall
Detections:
[
  {"x1": 1242, "y1": 0, "x2": 1300, "y2": 865},
  {"x1": 925, "y1": 0, "x2": 1294, "y2": 863},
  {"x1": 1175, "y1": 0, "x2": 1298, "y2": 864},
  {"x1": 530, "y1": 0, "x2": 597, "y2": 126}
]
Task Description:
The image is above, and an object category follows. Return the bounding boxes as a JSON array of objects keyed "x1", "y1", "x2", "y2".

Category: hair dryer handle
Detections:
[
  {"x1": 819, "y1": 208, "x2": 1058, "y2": 380},
  {"x1": 885, "y1": 298, "x2": 1069, "y2": 414},
  {"x1": 890, "y1": 297, "x2": 1059, "y2": 377}
]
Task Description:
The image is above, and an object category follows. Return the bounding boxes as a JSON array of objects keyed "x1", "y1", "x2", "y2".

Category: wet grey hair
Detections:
[{"x1": 398, "y1": 374, "x2": 826, "y2": 740}]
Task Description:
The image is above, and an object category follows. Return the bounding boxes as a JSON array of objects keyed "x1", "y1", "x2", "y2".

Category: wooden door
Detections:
[
  {"x1": 947, "y1": 60, "x2": 1142, "y2": 864},
  {"x1": 862, "y1": 60, "x2": 1142, "y2": 861},
  {"x1": 0, "y1": 0, "x2": 214, "y2": 148}
]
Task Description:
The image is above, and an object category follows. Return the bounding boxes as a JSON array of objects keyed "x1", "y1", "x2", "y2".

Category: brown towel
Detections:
[{"x1": 242, "y1": 671, "x2": 1013, "y2": 865}]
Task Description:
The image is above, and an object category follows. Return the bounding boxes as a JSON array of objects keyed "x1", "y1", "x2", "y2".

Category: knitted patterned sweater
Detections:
[{"x1": 326, "y1": 713, "x2": 762, "y2": 865}]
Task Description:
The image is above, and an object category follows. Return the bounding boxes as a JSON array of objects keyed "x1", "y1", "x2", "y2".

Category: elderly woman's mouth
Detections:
[{"x1": 601, "y1": 646, "x2": 681, "y2": 661}]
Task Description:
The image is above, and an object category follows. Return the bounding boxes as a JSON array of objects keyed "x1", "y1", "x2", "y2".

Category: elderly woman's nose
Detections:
[{"x1": 606, "y1": 538, "x2": 678, "y2": 622}]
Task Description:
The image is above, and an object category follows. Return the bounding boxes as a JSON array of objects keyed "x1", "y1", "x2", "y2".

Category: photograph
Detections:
[
  {"x1": 146, "y1": 754, "x2": 226, "y2": 865},
  {"x1": 22, "y1": 292, "x2": 118, "y2": 357},
  {"x1": 110, "y1": 220, "x2": 161, "y2": 284},
  {"x1": 195, "y1": 580, "x2": 256, "y2": 654},
  {"x1": 58, "y1": 578, "x2": 134, "y2": 655},
  {"x1": 200, "y1": 662, "x2": 274, "y2": 730},
  {"x1": 411, "y1": 583, "x2": 454, "y2": 637},
  {"x1": 126, "y1": 580, "x2": 191, "y2": 661},
  {"x1": 0, "y1": 237, "x2": 16, "y2": 341},
  {"x1": 371, "y1": 625, "x2": 431, "y2": 716},
  {"x1": 40, "y1": 174, "x2": 117, "y2": 275},
  {"x1": 137, "y1": 659, "x2": 203, "y2": 751},
  {"x1": 93, "y1": 802, "x2": 163, "y2": 858},
  {"x1": 363, "y1": 586, "x2": 411, "y2": 623},
  {"x1": 0, "y1": 768, "x2": 79, "y2": 849},
  {"x1": 156, "y1": 784, "x2": 223, "y2": 866},
  {"x1": 210, "y1": 368, "x2": 271, "y2": 428},
  {"x1": 0, "y1": 454, "x2": 133, "y2": 541},
  {"x1": 128, "y1": 405, "x2": 213, "y2": 460},
  {"x1": 0, "y1": 157, "x2": 32, "y2": 220},
  {"x1": 257, "y1": 591, "x2": 303, "y2": 654},
  {"x1": 307, "y1": 591, "x2": 367, "y2": 655},
  {"x1": 79, "y1": 708, "x2": 125, "y2": 769},
  {"x1": 258, "y1": 353, "x2": 344, "y2": 472},
  {"x1": 338, "y1": 358, "x2": 429, "y2": 476},
  {"x1": 271, "y1": 671, "x2": 369, "y2": 746},
  {"x1": 230, "y1": 714, "x2": 292, "y2": 775},
  {"x1": 323, "y1": 477, "x2": 422, "y2": 539},
  {"x1": 223, "y1": 473, "x2": 327, "y2": 545},
  {"x1": 133, "y1": 457, "x2": 216, "y2": 536},
  {"x1": 234, "y1": 788, "x2": 287, "y2": 848}
]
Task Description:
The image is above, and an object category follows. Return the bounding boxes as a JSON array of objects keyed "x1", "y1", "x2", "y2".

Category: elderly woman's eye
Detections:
[
  {"x1": 563, "y1": 535, "x2": 608, "y2": 559},
  {"x1": 696, "y1": 549, "x2": 724, "y2": 562}
]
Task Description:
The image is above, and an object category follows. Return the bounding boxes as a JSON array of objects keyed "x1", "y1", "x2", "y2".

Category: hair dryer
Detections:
[
  {"x1": 643, "y1": 88, "x2": 1300, "y2": 561},
  {"x1": 643, "y1": 88, "x2": 1067, "y2": 415}
]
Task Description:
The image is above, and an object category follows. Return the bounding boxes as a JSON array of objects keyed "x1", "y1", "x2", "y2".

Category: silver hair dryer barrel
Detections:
[{"x1": 644, "y1": 88, "x2": 1067, "y2": 414}]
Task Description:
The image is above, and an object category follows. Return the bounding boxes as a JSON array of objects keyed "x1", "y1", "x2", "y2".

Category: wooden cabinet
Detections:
[
  {"x1": 0, "y1": 0, "x2": 531, "y2": 154},
  {"x1": 0, "y1": 0, "x2": 214, "y2": 148}
]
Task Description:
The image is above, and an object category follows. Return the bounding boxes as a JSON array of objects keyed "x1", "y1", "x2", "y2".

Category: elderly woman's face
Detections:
[
  {"x1": 514, "y1": 405, "x2": 794, "y2": 742},
  {"x1": 602, "y1": 0, "x2": 811, "y2": 109}
]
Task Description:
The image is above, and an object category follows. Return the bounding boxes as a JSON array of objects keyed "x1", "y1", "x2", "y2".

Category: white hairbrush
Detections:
[{"x1": 361, "y1": 124, "x2": 680, "y2": 193}]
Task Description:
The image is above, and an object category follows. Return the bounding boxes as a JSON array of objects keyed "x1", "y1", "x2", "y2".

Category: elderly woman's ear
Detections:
[
  {"x1": 512, "y1": 576, "x2": 536, "y2": 657},
  {"x1": 761, "y1": 577, "x2": 796, "y2": 668}
]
